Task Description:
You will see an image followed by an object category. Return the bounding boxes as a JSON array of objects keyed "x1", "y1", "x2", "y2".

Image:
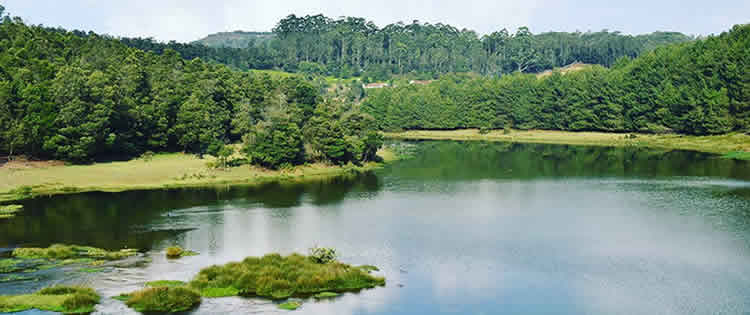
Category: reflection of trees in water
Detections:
[
  {"x1": 392, "y1": 141, "x2": 750, "y2": 180},
  {"x1": 0, "y1": 172, "x2": 382, "y2": 249}
]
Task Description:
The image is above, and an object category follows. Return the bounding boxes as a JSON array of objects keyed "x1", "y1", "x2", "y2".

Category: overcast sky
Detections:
[{"x1": 3, "y1": 0, "x2": 748, "y2": 42}]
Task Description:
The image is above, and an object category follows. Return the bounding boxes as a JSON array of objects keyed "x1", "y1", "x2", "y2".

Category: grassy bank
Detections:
[
  {"x1": 384, "y1": 129, "x2": 750, "y2": 159},
  {"x1": 0, "y1": 149, "x2": 396, "y2": 203}
]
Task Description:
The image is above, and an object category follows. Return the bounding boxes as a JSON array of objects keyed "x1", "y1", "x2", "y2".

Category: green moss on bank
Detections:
[
  {"x1": 12, "y1": 244, "x2": 138, "y2": 260},
  {"x1": 0, "y1": 204, "x2": 22, "y2": 219},
  {"x1": 0, "y1": 286, "x2": 100, "y2": 314},
  {"x1": 722, "y1": 151, "x2": 750, "y2": 160},
  {"x1": 384, "y1": 129, "x2": 750, "y2": 159},
  {"x1": 189, "y1": 253, "x2": 385, "y2": 299}
]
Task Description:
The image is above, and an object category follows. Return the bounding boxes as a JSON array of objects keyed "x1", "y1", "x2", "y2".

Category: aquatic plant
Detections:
[
  {"x1": 313, "y1": 292, "x2": 340, "y2": 299},
  {"x1": 12, "y1": 244, "x2": 137, "y2": 260},
  {"x1": 124, "y1": 287, "x2": 201, "y2": 313},
  {"x1": 308, "y1": 246, "x2": 337, "y2": 264},
  {"x1": 278, "y1": 301, "x2": 301, "y2": 310},
  {"x1": 188, "y1": 252, "x2": 385, "y2": 299},
  {"x1": 165, "y1": 246, "x2": 199, "y2": 258},
  {"x1": 0, "y1": 286, "x2": 100, "y2": 314},
  {"x1": 146, "y1": 280, "x2": 187, "y2": 288}
]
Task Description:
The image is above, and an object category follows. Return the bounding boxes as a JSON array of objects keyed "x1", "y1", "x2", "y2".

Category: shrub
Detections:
[
  {"x1": 308, "y1": 246, "x2": 337, "y2": 264},
  {"x1": 165, "y1": 246, "x2": 184, "y2": 258},
  {"x1": 125, "y1": 287, "x2": 201, "y2": 313},
  {"x1": 187, "y1": 252, "x2": 384, "y2": 299}
]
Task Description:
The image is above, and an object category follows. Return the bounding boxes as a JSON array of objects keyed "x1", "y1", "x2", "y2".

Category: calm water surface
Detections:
[{"x1": 2, "y1": 141, "x2": 750, "y2": 314}]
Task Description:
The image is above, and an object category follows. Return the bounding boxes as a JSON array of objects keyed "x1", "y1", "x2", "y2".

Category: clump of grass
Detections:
[
  {"x1": 124, "y1": 287, "x2": 201, "y2": 313},
  {"x1": 278, "y1": 301, "x2": 301, "y2": 310},
  {"x1": 146, "y1": 280, "x2": 186, "y2": 288},
  {"x1": 78, "y1": 267, "x2": 104, "y2": 273},
  {"x1": 0, "y1": 286, "x2": 100, "y2": 314},
  {"x1": 313, "y1": 292, "x2": 340, "y2": 299},
  {"x1": 198, "y1": 287, "x2": 240, "y2": 298},
  {"x1": 12, "y1": 244, "x2": 137, "y2": 261},
  {"x1": 188, "y1": 253, "x2": 385, "y2": 299},
  {"x1": 0, "y1": 204, "x2": 22, "y2": 219},
  {"x1": 165, "y1": 246, "x2": 199, "y2": 259},
  {"x1": 358, "y1": 265, "x2": 380, "y2": 273}
]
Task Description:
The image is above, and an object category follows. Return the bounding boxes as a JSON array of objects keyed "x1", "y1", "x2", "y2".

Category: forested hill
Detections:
[
  {"x1": 121, "y1": 14, "x2": 692, "y2": 78},
  {"x1": 0, "y1": 8, "x2": 383, "y2": 166},
  {"x1": 193, "y1": 31, "x2": 274, "y2": 48},
  {"x1": 362, "y1": 24, "x2": 750, "y2": 135}
]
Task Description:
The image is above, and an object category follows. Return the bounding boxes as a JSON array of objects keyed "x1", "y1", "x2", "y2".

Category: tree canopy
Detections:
[
  {"x1": 122, "y1": 14, "x2": 692, "y2": 79},
  {"x1": 362, "y1": 24, "x2": 750, "y2": 135}
]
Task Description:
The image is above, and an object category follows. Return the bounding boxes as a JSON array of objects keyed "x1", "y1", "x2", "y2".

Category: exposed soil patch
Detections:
[{"x1": 0, "y1": 157, "x2": 65, "y2": 170}]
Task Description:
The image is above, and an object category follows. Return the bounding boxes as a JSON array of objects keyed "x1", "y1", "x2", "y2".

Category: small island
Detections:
[{"x1": 115, "y1": 249, "x2": 384, "y2": 313}]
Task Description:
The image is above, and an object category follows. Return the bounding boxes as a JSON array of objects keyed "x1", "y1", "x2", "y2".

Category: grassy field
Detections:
[
  {"x1": 0, "y1": 149, "x2": 395, "y2": 203},
  {"x1": 384, "y1": 129, "x2": 750, "y2": 159}
]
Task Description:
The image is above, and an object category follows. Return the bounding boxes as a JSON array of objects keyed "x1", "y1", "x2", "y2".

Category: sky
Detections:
[{"x1": 2, "y1": 0, "x2": 748, "y2": 42}]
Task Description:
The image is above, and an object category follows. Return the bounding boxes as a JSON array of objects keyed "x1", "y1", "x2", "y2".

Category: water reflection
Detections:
[{"x1": 1, "y1": 141, "x2": 750, "y2": 314}]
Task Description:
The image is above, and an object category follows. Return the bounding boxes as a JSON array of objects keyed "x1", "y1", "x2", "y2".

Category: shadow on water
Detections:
[
  {"x1": 385, "y1": 140, "x2": 750, "y2": 181},
  {"x1": 0, "y1": 172, "x2": 383, "y2": 250},
  {"x1": 2, "y1": 141, "x2": 750, "y2": 314}
]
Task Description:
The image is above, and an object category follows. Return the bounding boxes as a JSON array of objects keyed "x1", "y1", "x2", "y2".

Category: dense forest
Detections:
[
  {"x1": 122, "y1": 14, "x2": 692, "y2": 79},
  {"x1": 362, "y1": 24, "x2": 750, "y2": 135},
  {"x1": 0, "y1": 6, "x2": 382, "y2": 166}
]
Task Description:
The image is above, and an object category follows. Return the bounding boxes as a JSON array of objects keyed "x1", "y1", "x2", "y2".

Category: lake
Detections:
[{"x1": 2, "y1": 141, "x2": 750, "y2": 314}]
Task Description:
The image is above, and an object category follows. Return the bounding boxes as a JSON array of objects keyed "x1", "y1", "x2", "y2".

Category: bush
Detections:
[
  {"x1": 165, "y1": 246, "x2": 184, "y2": 258},
  {"x1": 188, "y1": 252, "x2": 384, "y2": 299},
  {"x1": 308, "y1": 246, "x2": 337, "y2": 264},
  {"x1": 125, "y1": 287, "x2": 201, "y2": 313}
]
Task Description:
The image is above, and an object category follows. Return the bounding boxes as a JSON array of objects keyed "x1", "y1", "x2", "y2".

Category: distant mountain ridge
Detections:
[{"x1": 193, "y1": 31, "x2": 275, "y2": 48}]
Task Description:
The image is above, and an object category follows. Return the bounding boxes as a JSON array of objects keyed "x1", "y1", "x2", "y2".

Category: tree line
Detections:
[
  {"x1": 0, "y1": 7, "x2": 382, "y2": 166},
  {"x1": 122, "y1": 14, "x2": 691, "y2": 79},
  {"x1": 362, "y1": 24, "x2": 750, "y2": 135}
]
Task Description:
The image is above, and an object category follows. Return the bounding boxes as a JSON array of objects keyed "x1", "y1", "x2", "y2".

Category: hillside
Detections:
[
  {"x1": 193, "y1": 31, "x2": 275, "y2": 48},
  {"x1": 121, "y1": 14, "x2": 693, "y2": 79}
]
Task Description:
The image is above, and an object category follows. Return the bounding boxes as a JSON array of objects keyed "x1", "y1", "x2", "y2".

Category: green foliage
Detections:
[
  {"x1": 146, "y1": 280, "x2": 187, "y2": 288},
  {"x1": 308, "y1": 246, "x2": 338, "y2": 264},
  {"x1": 12, "y1": 244, "x2": 137, "y2": 260},
  {"x1": 124, "y1": 287, "x2": 201, "y2": 313},
  {"x1": 362, "y1": 25, "x2": 750, "y2": 136},
  {"x1": 123, "y1": 14, "x2": 692, "y2": 77},
  {"x1": 188, "y1": 253, "x2": 385, "y2": 299},
  {"x1": 313, "y1": 292, "x2": 340, "y2": 299},
  {"x1": 0, "y1": 14, "x2": 383, "y2": 168},
  {"x1": 278, "y1": 301, "x2": 301, "y2": 310},
  {"x1": 165, "y1": 246, "x2": 199, "y2": 258},
  {"x1": 721, "y1": 151, "x2": 750, "y2": 160},
  {"x1": 165, "y1": 246, "x2": 184, "y2": 258},
  {"x1": 0, "y1": 286, "x2": 100, "y2": 314}
]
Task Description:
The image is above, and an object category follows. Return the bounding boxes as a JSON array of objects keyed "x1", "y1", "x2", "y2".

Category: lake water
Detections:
[{"x1": 2, "y1": 141, "x2": 750, "y2": 314}]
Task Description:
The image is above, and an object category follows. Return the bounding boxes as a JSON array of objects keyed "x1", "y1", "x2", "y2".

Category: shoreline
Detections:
[
  {"x1": 0, "y1": 149, "x2": 398, "y2": 203},
  {"x1": 384, "y1": 129, "x2": 750, "y2": 159}
]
